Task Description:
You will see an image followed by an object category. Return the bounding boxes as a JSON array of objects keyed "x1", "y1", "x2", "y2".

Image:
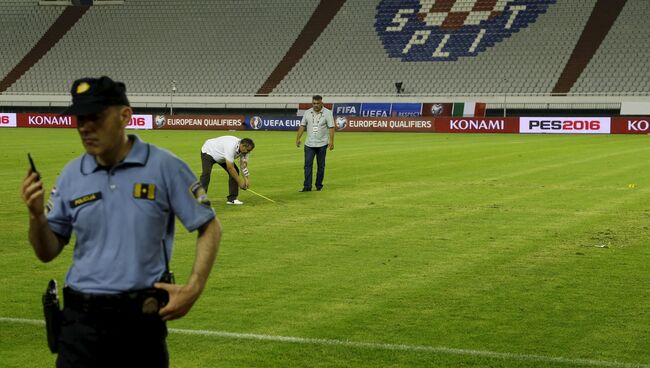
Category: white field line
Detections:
[{"x1": 1, "y1": 317, "x2": 648, "y2": 368}]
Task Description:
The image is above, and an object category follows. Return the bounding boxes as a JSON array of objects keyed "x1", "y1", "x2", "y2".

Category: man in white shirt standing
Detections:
[
  {"x1": 200, "y1": 136, "x2": 254, "y2": 205},
  {"x1": 295, "y1": 95, "x2": 335, "y2": 192}
]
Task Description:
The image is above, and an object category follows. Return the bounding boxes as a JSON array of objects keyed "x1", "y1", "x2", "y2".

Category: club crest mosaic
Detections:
[{"x1": 375, "y1": 0, "x2": 556, "y2": 61}]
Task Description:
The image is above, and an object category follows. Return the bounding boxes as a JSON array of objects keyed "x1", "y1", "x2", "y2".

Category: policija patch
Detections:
[
  {"x1": 190, "y1": 181, "x2": 211, "y2": 207},
  {"x1": 133, "y1": 183, "x2": 156, "y2": 200},
  {"x1": 69, "y1": 192, "x2": 102, "y2": 208}
]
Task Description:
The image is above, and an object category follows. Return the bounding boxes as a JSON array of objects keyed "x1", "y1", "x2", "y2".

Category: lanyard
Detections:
[{"x1": 311, "y1": 110, "x2": 322, "y2": 124}]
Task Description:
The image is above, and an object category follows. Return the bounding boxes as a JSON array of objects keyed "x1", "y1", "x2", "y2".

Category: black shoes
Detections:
[{"x1": 299, "y1": 187, "x2": 322, "y2": 192}]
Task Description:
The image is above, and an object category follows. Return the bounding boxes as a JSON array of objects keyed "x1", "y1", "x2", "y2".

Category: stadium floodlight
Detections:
[
  {"x1": 503, "y1": 78, "x2": 509, "y2": 117},
  {"x1": 170, "y1": 80, "x2": 177, "y2": 116},
  {"x1": 395, "y1": 82, "x2": 404, "y2": 94}
]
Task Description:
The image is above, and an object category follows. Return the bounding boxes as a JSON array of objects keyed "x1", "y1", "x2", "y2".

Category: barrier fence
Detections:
[{"x1": 2, "y1": 112, "x2": 650, "y2": 134}]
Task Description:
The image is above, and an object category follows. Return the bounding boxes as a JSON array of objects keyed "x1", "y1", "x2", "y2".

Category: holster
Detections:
[
  {"x1": 159, "y1": 270, "x2": 175, "y2": 285},
  {"x1": 42, "y1": 279, "x2": 62, "y2": 353}
]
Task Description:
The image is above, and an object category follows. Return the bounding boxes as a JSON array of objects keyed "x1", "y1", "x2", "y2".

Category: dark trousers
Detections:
[
  {"x1": 303, "y1": 145, "x2": 327, "y2": 190},
  {"x1": 57, "y1": 308, "x2": 168, "y2": 368},
  {"x1": 200, "y1": 152, "x2": 240, "y2": 201}
]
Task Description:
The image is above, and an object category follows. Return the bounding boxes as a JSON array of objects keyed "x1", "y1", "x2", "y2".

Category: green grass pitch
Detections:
[{"x1": 1, "y1": 128, "x2": 649, "y2": 367}]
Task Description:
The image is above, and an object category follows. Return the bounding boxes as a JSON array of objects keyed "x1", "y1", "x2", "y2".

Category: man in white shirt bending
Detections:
[{"x1": 200, "y1": 136, "x2": 255, "y2": 205}]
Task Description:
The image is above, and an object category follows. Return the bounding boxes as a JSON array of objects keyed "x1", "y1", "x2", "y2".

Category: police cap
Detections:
[{"x1": 62, "y1": 76, "x2": 130, "y2": 116}]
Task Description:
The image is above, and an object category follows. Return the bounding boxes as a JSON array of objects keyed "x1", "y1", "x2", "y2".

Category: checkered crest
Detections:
[{"x1": 375, "y1": 0, "x2": 556, "y2": 61}]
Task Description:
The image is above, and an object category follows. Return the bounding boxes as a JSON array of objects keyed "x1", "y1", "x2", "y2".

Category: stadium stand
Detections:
[
  {"x1": 276, "y1": 0, "x2": 596, "y2": 96},
  {"x1": 0, "y1": 0, "x2": 647, "y2": 111},
  {"x1": 5, "y1": 0, "x2": 320, "y2": 95},
  {"x1": 0, "y1": 1, "x2": 63, "y2": 85},
  {"x1": 570, "y1": 0, "x2": 650, "y2": 95}
]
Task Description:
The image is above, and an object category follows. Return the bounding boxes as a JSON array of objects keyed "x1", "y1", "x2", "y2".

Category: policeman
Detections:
[{"x1": 21, "y1": 76, "x2": 221, "y2": 367}]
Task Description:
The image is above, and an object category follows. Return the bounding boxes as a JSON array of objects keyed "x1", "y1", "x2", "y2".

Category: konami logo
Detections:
[
  {"x1": 628, "y1": 119, "x2": 650, "y2": 131},
  {"x1": 436, "y1": 117, "x2": 518, "y2": 133},
  {"x1": 28, "y1": 115, "x2": 73, "y2": 126},
  {"x1": 450, "y1": 119, "x2": 504, "y2": 130}
]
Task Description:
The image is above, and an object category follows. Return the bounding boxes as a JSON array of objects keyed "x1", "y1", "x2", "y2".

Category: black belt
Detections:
[{"x1": 63, "y1": 287, "x2": 166, "y2": 315}]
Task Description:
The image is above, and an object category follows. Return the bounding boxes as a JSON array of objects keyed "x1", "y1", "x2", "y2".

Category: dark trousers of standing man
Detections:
[
  {"x1": 303, "y1": 145, "x2": 327, "y2": 190},
  {"x1": 200, "y1": 152, "x2": 240, "y2": 201},
  {"x1": 57, "y1": 288, "x2": 168, "y2": 368}
]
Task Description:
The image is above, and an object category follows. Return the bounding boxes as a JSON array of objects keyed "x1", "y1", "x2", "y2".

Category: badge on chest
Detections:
[{"x1": 133, "y1": 183, "x2": 156, "y2": 200}]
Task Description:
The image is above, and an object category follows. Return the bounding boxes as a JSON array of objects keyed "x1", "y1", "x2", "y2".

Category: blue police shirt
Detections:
[{"x1": 46, "y1": 135, "x2": 215, "y2": 294}]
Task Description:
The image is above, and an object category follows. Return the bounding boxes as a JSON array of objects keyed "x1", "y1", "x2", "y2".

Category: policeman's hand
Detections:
[
  {"x1": 154, "y1": 282, "x2": 200, "y2": 321},
  {"x1": 22, "y1": 170, "x2": 45, "y2": 217},
  {"x1": 328, "y1": 142, "x2": 334, "y2": 151},
  {"x1": 296, "y1": 139, "x2": 301, "y2": 148}
]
